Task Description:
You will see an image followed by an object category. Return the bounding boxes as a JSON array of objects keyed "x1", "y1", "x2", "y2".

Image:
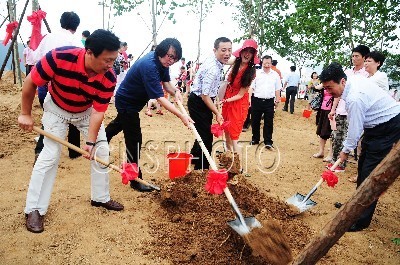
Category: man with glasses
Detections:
[
  {"x1": 106, "y1": 38, "x2": 192, "y2": 192},
  {"x1": 188, "y1": 37, "x2": 232, "y2": 170}
]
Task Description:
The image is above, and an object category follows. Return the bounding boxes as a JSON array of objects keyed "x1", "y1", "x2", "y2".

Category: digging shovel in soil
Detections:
[
  {"x1": 33, "y1": 126, "x2": 160, "y2": 191},
  {"x1": 286, "y1": 159, "x2": 341, "y2": 213},
  {"x1": 177, "y1": 101, "x2": 292, "y2": 265}
]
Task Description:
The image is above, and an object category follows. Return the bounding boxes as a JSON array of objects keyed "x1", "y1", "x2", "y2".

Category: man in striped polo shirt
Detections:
[{"x1": 18, "y1": 29, "x2": 123, "y2": 233}]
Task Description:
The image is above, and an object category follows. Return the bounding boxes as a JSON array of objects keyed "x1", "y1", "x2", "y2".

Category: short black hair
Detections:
[
  {"x1": 319, "y1": 62, "x2": 347, "y2": 84},
  {"x1": 181, "y1": 57, "x2": 185, "y2": 61},
  {"x1": 310, "y1": 71, "x2": 318, "y2": 78},
  {"x1": 352, "y1": 45, "x2": 370, "y2": 58},
  {"x1": 214, "y1": 37, "x2": 231, "y2": 50},
  {"x1": 85, "y1": 29, "x2": 120, "y2": 57},
  {"x1": 365, "y1": 51, "x2": 386, "y2": 70},
  {"x1": 155, "y1": 38, "x2": 182, "y2": 61},
  {"x1": 272, "y1": 59, "x2": 278, "y2": 66},
  {"x1": 82, "y1": 30, "x2": 90, "y2": 38},
  {"x1": 262, "y1": 55, "x2": 272, "y2": 62},
  {"x1": 290, "y1": 66, "x2": 296, "y2": 71},
  {"x1": 60, "y1": 12, "x2": 80, "y2": 31},
  {"x1": 120, "y1": 42, "x2": 127, "y2": 47}
]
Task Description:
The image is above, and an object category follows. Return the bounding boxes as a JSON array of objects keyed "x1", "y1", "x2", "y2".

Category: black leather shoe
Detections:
[
  {"x1": 91, "y1": 199, "x2": 124, "y2": 211},
  {"x1": 26, "y1": 210, "x2": 44, "y2": 233},
  {"x1": 348, "y1": 224, "x2": 368, "y2": 232},
  {"x1": 250, "y1": 141, "x2": 259, "y2": 145},
  {"x1": 130, "y1": 181, "x2": 154, "y2": 192}
]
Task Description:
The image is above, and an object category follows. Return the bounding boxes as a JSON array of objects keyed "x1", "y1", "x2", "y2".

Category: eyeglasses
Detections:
[{"x1": 166, "y1": 53, "x2": 177, "y2": 62}]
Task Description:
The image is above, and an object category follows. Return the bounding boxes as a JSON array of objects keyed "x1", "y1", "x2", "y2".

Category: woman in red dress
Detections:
[{"x1": 220, "y1": 39, "x2": 259, "y2": 153}]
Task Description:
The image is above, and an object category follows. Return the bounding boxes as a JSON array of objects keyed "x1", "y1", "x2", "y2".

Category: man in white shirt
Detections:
[
  {"x1": 32, "y1": 11, "x2": 83, "y2": 162},
  {"x1": 282, "y1": 66, "x2": 300, "y2": 114},
  {"x1": 328, "y1": 45, "x2": 370, "y2": 173},
  {"x1": 23, "y1": 40, "x2": 35, "y2": 76},
  {"x1": 250, "y1": 55, "x2": 281, "y2": 148},
  {"x1": 320, "y1": 62, "x2": 400, "y2": 232}
]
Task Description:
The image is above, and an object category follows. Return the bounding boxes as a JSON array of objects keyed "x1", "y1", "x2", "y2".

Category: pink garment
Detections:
[{"x1": 321, "y1": 91, "x2": 333, "y2": 111}]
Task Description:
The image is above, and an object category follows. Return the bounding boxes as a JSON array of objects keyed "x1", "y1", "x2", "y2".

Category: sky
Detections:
[{"x1": 0, "y1": 0, "x2": 312, "y2": 80}]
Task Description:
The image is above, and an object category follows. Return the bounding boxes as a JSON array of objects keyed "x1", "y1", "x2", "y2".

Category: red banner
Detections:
[
  {"x1": 27, "y1": 10, "x2": 46, "y2": 50},
  {"x1": 2, "y1": 21, "x2": 19, "y2": 46}
]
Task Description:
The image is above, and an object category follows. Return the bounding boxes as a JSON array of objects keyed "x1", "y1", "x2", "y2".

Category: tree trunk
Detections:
[
  {"x1": 151, "y1": 0, "x2": 157, "y2": 46},
  {"x1": 196, "y1": 0, "x2": 204, "y2": 63},
  {"x1": 292, "y1": 141, "x2": 400, "y2": 265}
]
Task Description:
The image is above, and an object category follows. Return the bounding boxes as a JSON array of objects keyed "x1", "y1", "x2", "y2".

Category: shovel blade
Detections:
[
  {"x1": 286, "y1": 193, "x2": 317, "y2": 213},
  {"x1": 228, "y1": 216, "x2": 262, "y2": 236}
]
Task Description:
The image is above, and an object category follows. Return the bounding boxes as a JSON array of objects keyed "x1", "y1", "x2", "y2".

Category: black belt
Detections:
[{"x1": 190, "y1": 92, "x2": 215, "y2": 101}]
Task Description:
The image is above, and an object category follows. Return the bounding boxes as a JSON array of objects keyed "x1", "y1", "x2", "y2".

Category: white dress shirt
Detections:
[
  {"x1": 341, "y1": 75, "x2": 400, "y2": 153},
  {"x1": 251, "y1": 69, "x2": 281, "y2": 99},
  {"x1": 32, "y1": 29, "x2": 83, "y2": 63},
  {"x1": 368, "y1": 70, "x2": 389, "y2": 92}
]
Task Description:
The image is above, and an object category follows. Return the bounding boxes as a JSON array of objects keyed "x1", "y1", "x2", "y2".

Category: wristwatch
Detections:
[{"x1": 86, "y1": 141, "x2": 96, "y2": 146}]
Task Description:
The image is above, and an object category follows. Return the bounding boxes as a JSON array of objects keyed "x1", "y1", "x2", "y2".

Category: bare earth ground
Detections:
[{"x1": 0, "y1": 71, "x2": 399, "y2": 264}]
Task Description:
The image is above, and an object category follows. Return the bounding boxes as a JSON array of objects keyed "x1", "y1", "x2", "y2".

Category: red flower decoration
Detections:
[
  {"x1": 321, "y1": 170, "x2": 339, "y2": 188},
  {"x1": 27, "y1": 10, "x2": 47, "y2": 50},
  {"x1": 121, "y1": 162, "x2": 139, "y2": 185},
  {"x1": 205, "y1": 169, "x2": 228, "y2": 195},
  {"x1": 211, "y1": 121, "x2": 231, "y2": 137},
  {"x1": 2, "y1": 21, "x2": 18, "y2": 46}
]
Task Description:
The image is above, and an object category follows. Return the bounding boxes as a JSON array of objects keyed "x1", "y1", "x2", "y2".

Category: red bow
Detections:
[
  {"x1": 321, "y1": 170, "x2": 338, "y2": 188},
  {"x1": 27, "y1": 10, "x2": 47, "y2": 50},
  {"x1": 211, "y1": 121, "x2": 231, "y2": 137},
  {"x1": 121, "y1": 162, "x2": 139, "y2": 185},
  {"x1": 205, "y1": 169, "x2": 228, "y2": 195},
  {"x1": 2, "y1": 21, "x2": 18, "y2": 46}
]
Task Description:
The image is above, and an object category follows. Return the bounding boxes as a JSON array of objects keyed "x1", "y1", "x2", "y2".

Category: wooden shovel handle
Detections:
[
  {"x1": 176, "y1": 101, "x2": 248, "y2": 227},
  {"x1": 32, "y1": 126, "x2": 153, "y2": 187}
]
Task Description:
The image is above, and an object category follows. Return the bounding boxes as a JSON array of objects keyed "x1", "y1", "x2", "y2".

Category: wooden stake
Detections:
[
  {"x1": 292, "y1": 141, "x2": 400, "y2": 265},
  {"x1": 0, "y1": 0, "x2": 30, "y2": 80}
]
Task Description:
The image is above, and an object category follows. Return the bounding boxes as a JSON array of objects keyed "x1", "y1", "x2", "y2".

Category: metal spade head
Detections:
[
  {"x1": 228, "y1": 216, "x2": 262, "y2": 236},
  {"x1": 286, "y1": 193, "x2": 317, "y2": 213}
]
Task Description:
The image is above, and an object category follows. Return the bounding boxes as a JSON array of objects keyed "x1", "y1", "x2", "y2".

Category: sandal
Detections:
[
  {"x1": 348, "y1": 176, "x2": 357, "y2": 183},
  {"x1": 145, "y1": 110, "x2": 153, "y2": 117},
  {"x1": 312, "y1": 153, "x2": 324, "y2": 158},
  {"x1": 156, "y1": 110, "x2": 164, "y2": 115},
  {"x1": 323, "y1": 156, "x2": 332, "y2": 162}
]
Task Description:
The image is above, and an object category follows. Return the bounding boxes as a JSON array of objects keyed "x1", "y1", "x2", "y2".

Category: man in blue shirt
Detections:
[
  {"x1": 188, "y1": 37, "x2": 232, "y2": 170},
  {"x1": 106, "y1": 38, "x2": 192, "y2": 192},
  {"x1": 282, "y1": 65, "x2": 300, "y2": 114},
  {"x1": 320, "y1": 62, "x2": 400, "y2": 232}
]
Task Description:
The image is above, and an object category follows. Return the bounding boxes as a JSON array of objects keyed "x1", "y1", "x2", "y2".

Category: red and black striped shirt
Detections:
[{"x1": 31, "y1": 47, "x2": 116, "y2": 113}]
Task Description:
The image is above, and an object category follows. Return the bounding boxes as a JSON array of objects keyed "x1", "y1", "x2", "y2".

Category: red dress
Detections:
[{"x1": 222, "y1": 66, "x2": 250, "y2": 140}]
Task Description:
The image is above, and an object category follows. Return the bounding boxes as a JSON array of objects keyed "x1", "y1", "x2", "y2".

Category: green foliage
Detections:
[
  {"x1": 381, "y1": 53, "x2": 400, "y2": 82},
  {"x1": 391, "y1": 238, "x2": 400, "y2": 245},
  {"x1": 233, "y1": 0, "x2": 400, "y2": 70}
]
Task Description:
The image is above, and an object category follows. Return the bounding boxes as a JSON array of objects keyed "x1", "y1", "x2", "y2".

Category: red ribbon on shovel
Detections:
[
  {"x1": 211, "y1": 121, "x2": 231, "y2": 137},
  {"x1": 205, "y1": 169, "x2": 228, "y2": 195},
  {"x1": 321, "y1": 170, "x2": 338, "y2": 188},
  {"x1": 121, "y1": 162, "x2": 139, "y2": 185}
]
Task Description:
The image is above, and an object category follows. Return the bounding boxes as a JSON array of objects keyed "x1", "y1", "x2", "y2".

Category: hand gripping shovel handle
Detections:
[
  {"x1": 32, "y1": 126, "x2": 159, "y2": 190},
  {"x1": 176, "y1": 100, "x2": 249, "y2": 229},
  {"x1": 302, "y1": 158, "x2": 342, "y2": 203}
]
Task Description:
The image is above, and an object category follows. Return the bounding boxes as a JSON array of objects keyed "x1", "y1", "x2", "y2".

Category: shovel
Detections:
[
  {"x1": 286, "y1": 159, "x2": 341, "y2": 213},
  {"x1": 33, "y1": 126, "x2": 160, "y2": 191},
  {"x1": 176, "y1": 100, "x2": 261, "y2": 235}
]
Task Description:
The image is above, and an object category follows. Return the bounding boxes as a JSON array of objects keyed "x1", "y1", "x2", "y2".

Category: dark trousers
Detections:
[
  {"x1": 188, "y1": 93, "x2": 213, "y2": 170},
  {"x1": 251, "y1": 97, "x2": 275, "y2": 145},
  {"x1": 105, "y1": 111, "x2": 143, "y2": 179},
  {"x1": 355, "y1": 113, "x2": 400, "y2": 228},
  {"x1": 283, "y1": 86, "x2": 298, "y2": 113},
  {"x1": 25, "y1": 64, "x2": 33, "y2": 77},
  {"x1": 34, "y1": 97, "x2": 81, "y2": 158},
  {"x1": 243, "y1": 106, "x2": 251, "y2": 129}
]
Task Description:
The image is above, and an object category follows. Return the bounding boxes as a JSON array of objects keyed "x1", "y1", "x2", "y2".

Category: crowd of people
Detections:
[{"x1": 17, "y1": 10, "x2": 399, "y2": 236}]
